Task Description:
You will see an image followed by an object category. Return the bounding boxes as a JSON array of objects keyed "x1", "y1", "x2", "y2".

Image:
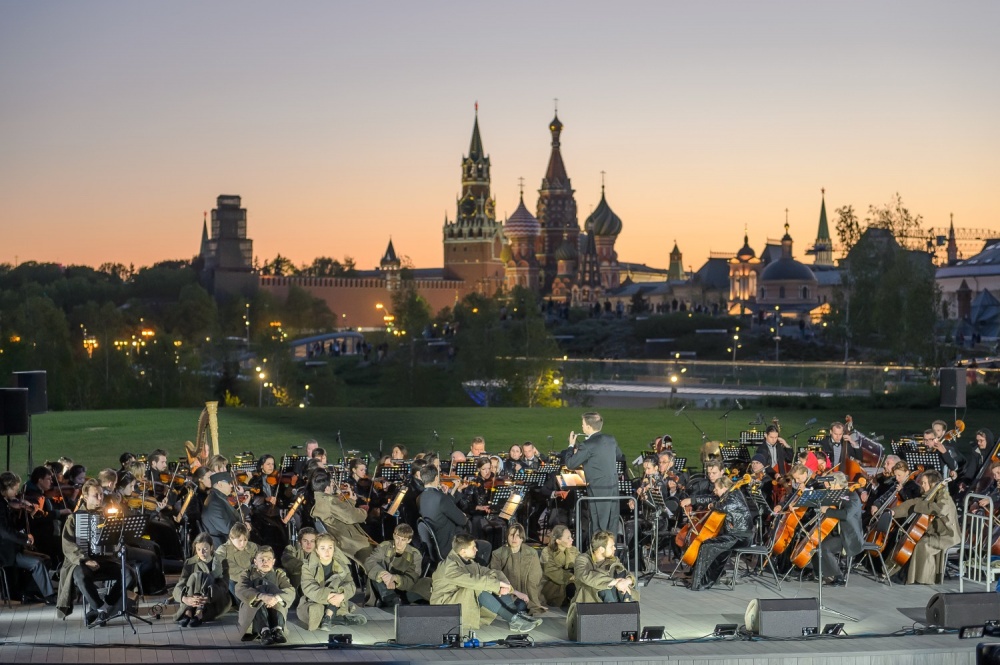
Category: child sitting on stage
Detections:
[
  {"x1": 214, "y1": 522, "x2": 258, "y2": 601},
  {"x1": 173, "y1": 532, "x2": 231, "y2": 627},
  {"x1": 235, "y1": 546, "x2": 296, "y2": 645},
  {"x1": 297, "y1": 533, "x2": 368, "y2": 630},
  {"x1": 363, "y1": 523, "x2": 430, "y2": 607},
  {"x1": 540, "y1": 524, "x2": 578, "y2": 608}
]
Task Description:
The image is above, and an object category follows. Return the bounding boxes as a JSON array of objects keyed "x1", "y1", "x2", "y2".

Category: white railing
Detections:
[{"x1": 958, "y1": 493, "x2": 995, "y2": 592}]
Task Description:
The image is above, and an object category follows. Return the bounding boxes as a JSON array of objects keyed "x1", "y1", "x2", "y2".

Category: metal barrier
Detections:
[
  {"x1": 958, "y1": 493, "x2": 995, "y2": 592},
  {"x1": 574, "y1": 495, "x2": 641, "y2": 582}
]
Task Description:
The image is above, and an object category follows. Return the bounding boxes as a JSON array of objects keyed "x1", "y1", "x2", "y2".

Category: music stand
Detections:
[
  {"x1": 491, "y1": 484, "x2": 526, "y2": 521},
  {"x1": 796, "y1": 489, "x2": 857, "y2": 623},
  {"x1": 557, "y1": 470, "x2": 587, "y2": 489},
  {"x1": 673, "y1": 457, "x2": 688, "y2": 473},
  {"x1": 385, "y1": 485, "x2": 408, "y2": 518},
  {"x1": 638, "y1": 485, "x2": 673, "y2": 586},
  {"x1": 280, "y1": 454, "x2": 304, "y2": 473},
  {"x1": 903, "y1": 451, "x2": 942, "y2": 473},
  {"x1": 92, "y1": 513, "x2": 151, "y2": 633},
  {"x1": 744, "y1": 482, "x2": 772, "y2": 542},
  {"x1": 453, "y1": 461, "x2": 480, "y2": 479},
  {"x1": 375, "y1": 464, "x2": 408, "y2": 484},
  {"x1": 720, "y1": 445, "x2": 749, "y2": 474}
]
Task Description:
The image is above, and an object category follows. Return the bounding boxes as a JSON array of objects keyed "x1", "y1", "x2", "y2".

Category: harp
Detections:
[{"x1": 184, "y1": 401, "x2": 219, "y2": 471}]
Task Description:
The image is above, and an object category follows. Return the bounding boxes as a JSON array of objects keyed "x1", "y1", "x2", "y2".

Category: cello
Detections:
[
  {"x1": 890, "y1": 477, "x2": 951, "y2": 568},
  {"x1": 771, "y1": 485, "x2": 807, "y2": 555},
  {"x1": 680, "y1": 475, "x2": 753, "y2": 566},
  {"x1": 790, "y1": 478, "x2": 866, "y2": 569}
]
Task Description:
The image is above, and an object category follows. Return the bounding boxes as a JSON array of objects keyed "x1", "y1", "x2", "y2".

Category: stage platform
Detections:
[{"x1": 1, "y1": 566, "x2": 996, "y2": 665}]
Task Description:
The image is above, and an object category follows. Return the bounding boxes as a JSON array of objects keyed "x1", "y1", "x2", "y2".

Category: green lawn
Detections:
[{"x1": 5, "y1": 404, "x2": 981, "y2": 476}]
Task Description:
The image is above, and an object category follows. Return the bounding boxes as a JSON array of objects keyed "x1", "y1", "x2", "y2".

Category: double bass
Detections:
[
  {"x1": 890, "y1": 477, "x2": 951, "y2": 567},
  {"x1": 680, "y1": 475, "x2": 753, "y2": 566},
  {"x1": 790, "y1": 479, "x2": 866, "y2": 569}
]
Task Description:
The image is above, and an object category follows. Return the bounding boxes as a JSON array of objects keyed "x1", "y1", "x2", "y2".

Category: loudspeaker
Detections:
[
  {"x1": 573, "y1": 602, "x2": 640, "y2": 643},
  {"x1": 395, "y1": 603, "x2": 461, "y2": 646},
  {"x1": 749, "y1": 597, "x2": 820, "y2": 637},
  {"x1": 13, "y1": 371, "x2": 47, "y2": 415},
  {"x1": 939, "y1": 368, "x2": 966, "y2": 409},
  {"x1": 0, "y1": 388, "x2": 30, "y2": 436},
  {"x1": 926, "y1": 592, "x2": 1000, "y2": 629}
]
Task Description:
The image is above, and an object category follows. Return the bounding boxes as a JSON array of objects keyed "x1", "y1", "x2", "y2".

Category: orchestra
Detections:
[{"x1": 6, "y1": 408, "x2": 998, "y2": 647}]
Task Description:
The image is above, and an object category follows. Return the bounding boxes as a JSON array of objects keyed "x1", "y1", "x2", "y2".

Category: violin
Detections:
[{"x1": 941, "y1": 420, "x2": 966, "y2": 443}]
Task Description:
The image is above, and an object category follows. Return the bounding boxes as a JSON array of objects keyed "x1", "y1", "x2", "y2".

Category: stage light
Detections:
[
  {"x1": 959, "y1": 625, "x2": 985, "y2": 639},
  {"x1": 640, "y1": 625, "x2": 665, "y2": 641},
  {"x1": 327, "y1": 633, "x2": 353, "y2": 648},
  {"x1": 713, "y1": 623, "x2": 737, "y2": 637},
  {"x1": 822, "y1": 623, "x2": 845, "y2": 635}
]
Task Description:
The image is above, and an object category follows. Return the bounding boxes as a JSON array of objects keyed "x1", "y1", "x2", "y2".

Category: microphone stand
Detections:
[
  {"x1": 677, "y1": 408, "x2": 708, "y2": 442},
  {"x1": 718, "y1": 404, "x2": 738, "y2": 443},
  {"x1": 336, "y1": 431, "x2": 348, "y2": 466}
]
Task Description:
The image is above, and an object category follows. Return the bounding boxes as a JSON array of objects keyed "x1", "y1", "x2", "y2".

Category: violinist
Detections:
[
  {"x1": 292, "y1": 439, "x2": 319, "y2": 476},
  {"x1": 889, "y1": 469, "x2": 959, "y2": 584},
  {"x1": 862, "y1": 454, "x2": 901, "y2": 512},
  {"x1": 24, "y1": 466, "x2": 70, "y2": 565},
  {"x1": 922, "y1": 429, "x2": 965, "y2": 486},
  {"x1": 811, "y1": 472, "x2": 863, "y2": 587},
  {"x1": 66, "y1": 465, "x2": 87, "y2": 489},
  {"x1": 520, "y1": 442, "x2": 543, "y2": 471},
  {"x1": 248, "y1": 454, "x2": 289, "y2": 553},
  {"x1": 418, "y1": 465, "x2": 490, "y2": 564},
  {"x1": 679, "y1": 476, "x2": 753, "y2": 590},
  {"x1": 756, "y1": 426, "x2": 794, "y2": 476},
  {"x1": 961, "y1": 428, "x2": 995, "y2": 493},
  {"x1": 115, "y1": 471, "x2": 168, "y2": 594},
  {"x1": 202, "y1": 472, "x2": 244, "y2": 547},
  {"x1": 459, "y1": 458, "x2": 504, "y2": 550},
  {"x1": 748, "y1": 454, "x2": 776, "y2": 511},
  {"x1": 657, "y1": 450, "x2": 689, "y2": 492},
  {"x1": 118, "y1": 452, "x2": 137, "y2": 474},
  {"x1": 0, "y1": 471, "x2": 55, "y2": 604},
  {"x1": 390, "y1": 444, "x2": 408, "y2": 461}
]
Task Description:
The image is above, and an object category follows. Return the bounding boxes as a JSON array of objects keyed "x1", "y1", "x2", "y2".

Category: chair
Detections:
[
  {"x1": 939, "y1": 544, "x2": 961, "y2": 583},
  {"x1": 416, "y1": 519, "x2": 443, "y2": 576},
  {"x1": 0, "y1": 566, "x2": 13, "y2": 608},
  {"x1": 727, "y1": 522, "x2": 781, "y2": 591},
  {"x1": 844, "y1": 542, "x2": 892, "y2": 587}
]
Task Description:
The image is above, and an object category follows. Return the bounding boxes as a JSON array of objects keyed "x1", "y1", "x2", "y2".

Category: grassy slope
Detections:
[{"x1": 8, "y1": 405, "x2": 982, "y2": 475}]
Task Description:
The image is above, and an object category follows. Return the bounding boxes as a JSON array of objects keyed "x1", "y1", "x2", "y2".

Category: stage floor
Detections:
[{"x1": 1, "y1": 564, "x2": 996, "y2": 665}]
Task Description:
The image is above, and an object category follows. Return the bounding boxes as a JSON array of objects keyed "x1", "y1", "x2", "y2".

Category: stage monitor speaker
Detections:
[
  {"x1": 0, "y1": 388, "x2": 30, "y2": 436},
  {"x1": 573, "y1": 602, "x2": 640, "y2": 643},
  {"x1": 747, "y1": 597, "x2": 819, "y2": 637},
  {"x1": 939, "y1": 367, "x2": 966, "y2": 409},
  {"x1": 395, "y1": 603, "x2": 461, "y2": 646},
  {"x1": 926, "y1": 592, "x2": 1000, "y2": 629}
]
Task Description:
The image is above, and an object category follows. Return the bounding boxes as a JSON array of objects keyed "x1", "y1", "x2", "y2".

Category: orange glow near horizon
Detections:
[{"x1": 1, "y1": 3, "x2": 997, "y2": 274}]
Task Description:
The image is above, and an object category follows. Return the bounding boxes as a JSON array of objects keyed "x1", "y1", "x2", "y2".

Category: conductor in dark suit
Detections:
[{"x1": 565, "y1": 412, "x2": 625, "y2": 542}]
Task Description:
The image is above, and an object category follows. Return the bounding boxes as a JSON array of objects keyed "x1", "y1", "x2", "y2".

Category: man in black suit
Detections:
[
  {"x1": 565, "y1": 412, "x2": 625, "y2": 542},
  {"x1": 818, "y1": 422, "x2": 862, "y2": 473},
  {"x1": 755, "y1": 426, "x2": 795, "y2": 476},
  {"x1": 417, "y1": 465, "x2": 491, "y2": 565}
]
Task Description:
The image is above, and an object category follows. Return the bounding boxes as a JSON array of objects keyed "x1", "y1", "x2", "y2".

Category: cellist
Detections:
[
  {"x1": 809, "y1": 472, "x2": 864, "y2": 587},
  {"x1": 679, "y1": 476, "x2": 753, "y2": 591},
  {"x1": 756, "y1": 426, "x2": 794, "y2": 476},
  {"x1": 889, "y1": 469, "x2": 959, "y2": 585}
]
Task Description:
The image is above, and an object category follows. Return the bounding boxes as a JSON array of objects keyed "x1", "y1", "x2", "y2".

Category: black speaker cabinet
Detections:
[
  {"x1": 13, "y1": 371, "x2": 47, "y2": 415},
  {"x1": 395, "y1": 603, "x2": 461, "y2": 645},
  {"x1": 939, "y1": 367, "x2": 966, "y2": 409},
  {"x1": 0, "y1": 388, "x2": 30, "y2": 436},
  {"x1": 573, "y1": 602, "x2": 640, "y2": 642},
  {"x1": 927, "y1": 592, "x2": 1000, "y2": 629},
  {"x1": 755, "y1": 597, "x2": 820, "y2": 637}
]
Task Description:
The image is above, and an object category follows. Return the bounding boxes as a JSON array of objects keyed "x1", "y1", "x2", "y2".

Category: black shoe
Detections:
[
  {"x1": 189, "y1": 612, "x2": 203, "y2": 628},
  {"x1": 831, "y1": 576, "x2": 846, "y2": 587},
  {"x1": 97, "y1": 609, "x2": 110, "y2": 626},
  {"x1": 240, "y1": 633, "x2": 255, "y2": 642},
  {"x1": 272, "y1": 627, "x2": 287, "y2": 644},
  {"x1": 85, "y1": 610, "x2": 99, "y2": 626},
  {"x1": 179, "y1": 615, "x2": 191, "y2": 628},
  {"x1": 42, "y1": 594, "x2": 57, "y2": 606},
  {"x1": 890, "y1": 572, "x2": 906, "y2": 584},
  {"x1": 20, "y1": 593, "x2": 42, "y2": 605},
  {"x1": 319, "y1": 614, "x2": 334, "y2": 631},
  {"x1": 260, "y1": 629, "x2": 274, "y2": 646}
]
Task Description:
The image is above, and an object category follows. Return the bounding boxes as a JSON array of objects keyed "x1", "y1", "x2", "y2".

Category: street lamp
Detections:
[
  {"x1": 375, "y1": 303, "x2": 396, "y2": 333},
  {"x1": 256, "y1": 366, "x2": 266, "y2": 407},
  {"x1": 773, "y1": 306, "x2": 782, "y2": 362}
]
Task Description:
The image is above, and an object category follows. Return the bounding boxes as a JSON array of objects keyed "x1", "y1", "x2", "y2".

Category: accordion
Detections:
[{"x1": 74, "y1": 512, "x2": 104, "y2": 556}]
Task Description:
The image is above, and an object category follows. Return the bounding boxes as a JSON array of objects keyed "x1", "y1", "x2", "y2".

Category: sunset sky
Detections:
[{"x1": 2, "y1": 1, "x2": 998, "y2": 274}]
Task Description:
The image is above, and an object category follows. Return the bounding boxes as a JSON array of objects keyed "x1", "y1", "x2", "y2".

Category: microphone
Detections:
[
  {"x1": 432, "y1": 430, "x2": 439, "y2": 440},
  {"x1": 674, "y1": 405, "x2": 686, "y2": 417},
  {"x1": 289, "y1": 445, "x2": 305, "y2": 449},
  {"x1": 804, "y1": 418, "x2": 817, "y2": 426},
  {"x1": 735, "y1": 399, "x2": 743, "y2": 410}
]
